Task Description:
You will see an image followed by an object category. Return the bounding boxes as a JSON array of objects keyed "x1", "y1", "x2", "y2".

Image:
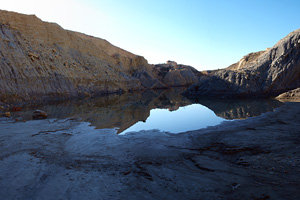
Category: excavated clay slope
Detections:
[{"x1": 0, "y1": 10, "x2": 162, "y2": 103}]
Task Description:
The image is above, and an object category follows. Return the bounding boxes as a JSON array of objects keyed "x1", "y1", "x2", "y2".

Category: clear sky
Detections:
[{"x1": 1, "y1": 0, "x2": 300, "y2": 70}]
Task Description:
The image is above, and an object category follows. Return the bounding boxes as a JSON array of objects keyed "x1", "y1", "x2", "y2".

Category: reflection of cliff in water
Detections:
[
  {"x1": 15, "y1": 87, "x2": 191, "y2": 134},
  {"x1": 187, "y1": 98, "x2": 283, "y2": 120},
  {"x1": 13, "y1": 89, "x2": 284, "y2": 134}
]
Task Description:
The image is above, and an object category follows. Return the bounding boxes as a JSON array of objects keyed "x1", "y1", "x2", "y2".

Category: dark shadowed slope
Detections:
[{"x1": 185, "y1": 29, "x2": 300, "y2": 98}]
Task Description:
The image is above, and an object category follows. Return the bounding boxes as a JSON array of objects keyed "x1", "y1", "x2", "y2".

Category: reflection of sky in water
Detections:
[
  {"x1": 120, "y1": 104, "x2": 226, "y2": 134},
  {"x1": 12, "y1": 89, "x2": 282, "y2": 135}
]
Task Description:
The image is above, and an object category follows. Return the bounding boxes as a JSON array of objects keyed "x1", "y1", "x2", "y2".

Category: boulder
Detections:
[
  {"x1": 32, "y1": 110, "x2": 48, "y2": 120},
  {"x1": 153, "y1": 62, "x2": 201, "y2": 87},
  {"x1": 4, "y1": 112, "x2": 11, "y2": 118}
]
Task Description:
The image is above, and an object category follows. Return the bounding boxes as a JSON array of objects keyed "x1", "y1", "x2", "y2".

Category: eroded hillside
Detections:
[
  {"x1": 185, "y1": 29, "x2": 300, "y2": 98},
  {"x1": 0, "y1": 10, "x2": 199, "y2": 104}
]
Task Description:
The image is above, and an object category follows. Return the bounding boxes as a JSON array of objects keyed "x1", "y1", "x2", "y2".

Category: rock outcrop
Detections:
[
  {"x1": 153, "y1": 61, "x2": 201, "y2": 87},
  {"x1": 184, "y1": 29, "x2": 300, "y2": 98},
  {"x1": 226, "y1": 50, "x2": 266, "y2": 71},
  {"x1": 0, "y1": 10, "x2": 199, "y2": 104},
  {"x1": 276, "y1": 87, "x2": 300, "y2": 101}
]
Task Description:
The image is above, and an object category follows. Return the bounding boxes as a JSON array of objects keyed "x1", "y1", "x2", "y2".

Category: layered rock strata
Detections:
[
  {"x1": 0, "y1": 10, "x2": 199, "y2": 104},
  {"x1": 185, "y1": 29, "x2": 300, "y2": 98},
  {"x1": 0, "y1": 11, "x2": 140, "y2": 103}
]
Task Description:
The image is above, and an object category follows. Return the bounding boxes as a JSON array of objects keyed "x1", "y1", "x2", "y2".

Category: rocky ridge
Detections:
[
  {"x1": 0, "y1": 10, "x2": 199, "y2": 104},
  {"x1": 276, "y1": 87, "x2": 300, "y2": 101},
  {"x1": 226, "y1": 50, "x2": 266, "y2": 71},
  {"x1": 2, "y1": 10, "x2": 300, "y2": 104},
  {"x1": 184, "y1": 29, "x2": 300, "y2": 98}
]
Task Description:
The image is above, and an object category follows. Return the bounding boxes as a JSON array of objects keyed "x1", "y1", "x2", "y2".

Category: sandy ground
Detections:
[{"x1": 0, "y1": 102, "x2": 300, "y2": 200}]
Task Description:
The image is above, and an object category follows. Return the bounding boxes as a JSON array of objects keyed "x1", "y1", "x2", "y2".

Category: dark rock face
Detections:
[
  {"x1": 185, "y1": 29, "x2": 300, "y2": 98},
  {"x1": 132, "y1": 70, "x2": 165, "y2": 89}
]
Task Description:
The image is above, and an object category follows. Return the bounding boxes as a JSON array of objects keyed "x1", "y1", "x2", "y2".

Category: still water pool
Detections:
[
  {"x1": 10, "y1": 88, "x2": 283, "y2": 134},
  {"x1": 121, "y1": 104, "x2": 225, "y2": 134}
]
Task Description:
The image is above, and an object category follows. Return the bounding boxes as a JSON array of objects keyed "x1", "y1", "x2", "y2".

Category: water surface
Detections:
[
  {"x1": 121, "y1": 104, "x2": 225, "y2": 134},
  {"x1": 10, "y1": 88, "x2": 283, "y2": 134}
]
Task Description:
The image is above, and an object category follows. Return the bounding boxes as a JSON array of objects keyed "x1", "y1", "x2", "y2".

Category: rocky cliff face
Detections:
[
  {"x1": 0, "y1": 10, "x2": 148, "y2": 103},
  {"x1": 184, "y1": 29, "x2": 300, "y2": 98},
  {"x1": 0, "y1": 10, "x2": 199, "y2": 104}
]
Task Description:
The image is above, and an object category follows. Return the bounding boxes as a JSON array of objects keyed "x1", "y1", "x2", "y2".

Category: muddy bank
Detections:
[{"x1": 0, "y1": 102, "x2": 300, "y2": 199}]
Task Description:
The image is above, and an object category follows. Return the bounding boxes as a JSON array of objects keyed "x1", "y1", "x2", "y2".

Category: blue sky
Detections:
[{"x1": 1, "y1": 0, "x2": 300, "y2": 70}]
